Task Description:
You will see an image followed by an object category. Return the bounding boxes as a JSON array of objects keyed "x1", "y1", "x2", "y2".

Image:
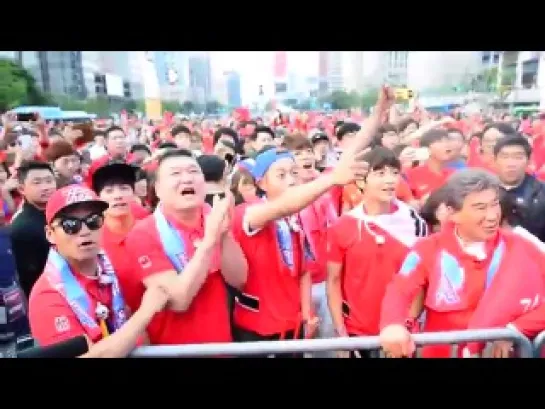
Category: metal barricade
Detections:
[
  {"x1": 533, "y1": 330, "x2": 545, "y2": 357},
  {"x1": 130, "y1": 328, "x2": 533, "y2": 358}
]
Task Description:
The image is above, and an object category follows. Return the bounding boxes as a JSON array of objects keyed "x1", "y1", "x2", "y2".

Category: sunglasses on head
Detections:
[{"x1": 53, "y1": 213, "x2": 104, "y2": 235}]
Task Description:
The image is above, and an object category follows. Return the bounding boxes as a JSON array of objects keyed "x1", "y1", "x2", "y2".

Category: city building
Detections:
[
  {"x1": 318, "y1": 51, "x2": 328, "y2": 94},
  {"x1": 19, "y1": 51, "x2": 87, "y2": 99},
  {"x1": 154, "y1": 51, "x2": 189, "y2": 102},
  {"x1": 273, "y1": 51, "x2": 288, "y2": 99},
  {"x1": 327, "y1": 51, "x2": 344, "y2": 91},
  {"x1": 343, "y1": 52, "x2": 364, "y2": 92},
  {"x1": 188, "y1": 53, "x2": 212, "y2": 104},
  {"x1": 226, "y1": 71, "x2": 241, "y2": 108},
  {"x1": 82, "y1": 51, "x2": 135, "y2": 105},
  {"x1": 407, "y1": 52, "x2": 482, "y2": 93}
]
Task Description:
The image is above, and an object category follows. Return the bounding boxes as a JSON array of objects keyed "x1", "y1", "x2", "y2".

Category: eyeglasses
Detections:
[{"x1": 53, "y1": 213, "x2": 104, "y2": 235}]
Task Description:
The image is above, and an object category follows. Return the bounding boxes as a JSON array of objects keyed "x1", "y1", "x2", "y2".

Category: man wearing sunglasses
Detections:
[{"x1": 28, "y1": 185, "x2": 169, "y2": 357}]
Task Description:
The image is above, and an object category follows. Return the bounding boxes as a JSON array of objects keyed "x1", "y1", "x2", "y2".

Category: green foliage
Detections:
[
  {"x1": 181, "y1": 100, "x2": 194, "y2": 114},
  {"x1": 205, "y1": 100, "x2": 222, "y2": 114},
  {"x1": 0, "y1": 57, "x2": 52, "y2": 111}
]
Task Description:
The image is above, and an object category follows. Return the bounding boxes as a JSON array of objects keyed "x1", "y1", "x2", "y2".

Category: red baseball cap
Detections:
[{"x1": 46, "y1": 185, "x2": 109, "y2": 224}]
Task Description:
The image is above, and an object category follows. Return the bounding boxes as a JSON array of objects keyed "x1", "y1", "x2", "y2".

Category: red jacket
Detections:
[{"x1": 381, "y1": 223, "x2": 545, "y2": 357}]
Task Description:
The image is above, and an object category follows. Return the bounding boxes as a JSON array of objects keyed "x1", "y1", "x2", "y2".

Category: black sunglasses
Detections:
[{"x1": 53, "y1": 213, "x2": 104, "y2": 235}]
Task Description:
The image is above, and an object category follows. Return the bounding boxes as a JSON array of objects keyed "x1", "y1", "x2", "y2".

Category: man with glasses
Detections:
[{"x1": 28, "y1": 185, "x2": 168, "y2": 357}]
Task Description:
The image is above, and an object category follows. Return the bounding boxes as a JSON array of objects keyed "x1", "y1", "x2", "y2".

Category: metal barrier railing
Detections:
[
  {"x1": 130, "y1": 328, "x2": 533, "y2": 358},
  {"x1": 533, "y1": 331, "x2": 545, "y2": 357}
]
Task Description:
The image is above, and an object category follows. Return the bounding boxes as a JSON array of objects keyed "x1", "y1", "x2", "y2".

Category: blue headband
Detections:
[{"x1": 251, "y1": 149, "x2": 294, "y2": 181}]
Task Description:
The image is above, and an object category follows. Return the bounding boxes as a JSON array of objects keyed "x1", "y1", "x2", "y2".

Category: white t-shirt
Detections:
[{"x1": 89, "y1": 144, "x2": 107, "y2": 160}]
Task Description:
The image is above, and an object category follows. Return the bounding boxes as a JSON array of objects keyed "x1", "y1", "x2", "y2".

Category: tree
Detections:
[
  {"x1": 53, "y1": 94, "x2": 86, "y2": 111},
  {"x1": 360, "y1": 87, "x2": 379, "y2": 109},
  {"x1": 181, "y1": 100, "x2": 194, "y2": 114},
  {"x1": 205, "y1": 100, "x2": 222, "y2": 114},
  {"x1": 83, "y1": 96, "x2": 111, "y2": 117},
  {"x1": 325, "y1": 90, "x2": 361, "y2": 110},
  {"x1": 163, "y1": 100, "x2": 182, "y2": 113},
  {"x1": 0, "y1": 57, "x2": 51, "y2": 111}
]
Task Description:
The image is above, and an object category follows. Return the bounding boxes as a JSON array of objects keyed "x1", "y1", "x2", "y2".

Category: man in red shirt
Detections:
[
  {"x1": 124, "y1": 148, "x2": 248, "y2": 345},
  {"x1": 380, "y1": 169, "x2": 545, "y2": 358},
  {"x1": 29, "y1": 185, "x2": 168, "y2": 357},
  {"x1": 86, "y1": 126, "x2": 136, "y2": 187},
  {"x1": 327, "y1": 147, "x2": 427, "y2": 358},
  {"x1": 91, "y1": 162, "x2": 148, "y2": 309},
  {"x1": 282, "y1": 134, "x2": 341, "y2": 355},
  {"x1": 405, "y1": 129, "x2": 455, "y2": 203}
]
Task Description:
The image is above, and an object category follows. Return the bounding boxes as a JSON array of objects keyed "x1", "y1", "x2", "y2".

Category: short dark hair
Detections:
[
  {"x1": 283, "y1": 134, "x2": 312, "y2": 151},
  {"x1": 337, "y1": 123, "x2": 361, "y2": 141},
  {"x1": 378, "y1": 124, "x2": 397, "y2": 134},
  {"x1": 483, "y1": 122, "x2": 516, "y2": 138},
  {"x1": 171, "y1": 125, "x2": 191, "y2": 138},
  {"x1": 197, "y1": 154, "x2": 226, "y2": 183},
  {"x1": 17, "y1": 160, "x2": 54, "y2": 184},
  {"x1": 333, "y1": 121, "x2": 345, "y2": 136},
  {"x1": 93, "y1": 130, "x2": 106, "y2": 138},
  {"x1": 157, "y1": 148, "x2": 194, "y2": 169},
  {"x1": 250, "y1": 126, "x2": 274, "y2": 141},
  {"x1": 157, "y1": 141, "x2": 178, "y2": 150},
  {"x1": 213, "y1": 127, "x2": 238, "y2": 146},
  {"x1": 420, "y1": 185, "x2": 449, "y2": 227},
  {"x1": 104, "y1": 126, "x2": 125, "y2": 139},
  {"x1": 362, "y1": 146, "x2": 401, "y2": 173},
  {"x1": 397, "y1": 118, "x2": 418, "y2": 132},
  {"x1": 420, "y1": 129, "x2": 449, "y2": 148},
  {"x1": 130, "y1": 144, "x2": 151, "y2": 155},
  {"x1": 493, "y1": 135, "x2": 532, "y2": 157}
]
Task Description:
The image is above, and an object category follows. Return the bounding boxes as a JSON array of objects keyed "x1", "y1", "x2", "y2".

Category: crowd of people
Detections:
[{"x1": 2, "y1": 85, "x2": 545, "y2": 358}]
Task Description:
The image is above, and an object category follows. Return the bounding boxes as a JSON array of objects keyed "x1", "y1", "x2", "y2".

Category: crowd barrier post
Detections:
[
  {"x1": 533, "y1": 330, "x2": 545, "y2": 358},
  {"x1": 129, "y1": 328, "x2": 533, "y2": 358}
]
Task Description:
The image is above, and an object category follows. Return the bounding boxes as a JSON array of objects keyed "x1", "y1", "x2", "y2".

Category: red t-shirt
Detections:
[
  {"x1": 404, "y1": 164, "x2": 454, "y2": 200},
  {"x1": 123, "y1": 211, "x2": 231, "y2": 345},
  {"x1": 29, "y1": 267, "x2": 113, "y2": 347},
  {"x1": 231, "y1": 203, "x2": 305, "y2": 336},
  {"x1": 327, "y1": 205, "x2": 411, "y2": 336}
]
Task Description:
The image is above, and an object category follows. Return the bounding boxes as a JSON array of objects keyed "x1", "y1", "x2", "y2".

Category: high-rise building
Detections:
[
  {"x1": 318, "y1": 51, "x2": 328, "y2": 94},
  {"x1": 273, "y1": 51, "x2": 288, "y2": 97},
  {"x1": 154, "y1": 51, "x2": 189, "y2": 102},
  {"x1": 378, "y1": 51, "x2": 409, "y2": 86},
  {"x1": 80, "y1": 51, "x2": 143, "y2": 103},
  {"x1": 407, "y1": 52, "x2": 482, "y2": 92},
  {"x1": 226, "y1": 71, "x2": 241, "y2": 108},
  {"x1": 316, "y1": 51, "x2": 344, "y2": 93},
  {"x1": 19, "y1": 52, "x2": 87, "y2": 99},
  {"x1": 343, "y1": 52, "x2": 364, "y2": 92},
  {"x1": 327, "y1": 51, "x2": 344, "y2": 92},
  {"x1": 188, "y1": 53, "x2": 212, "y2": 104}
]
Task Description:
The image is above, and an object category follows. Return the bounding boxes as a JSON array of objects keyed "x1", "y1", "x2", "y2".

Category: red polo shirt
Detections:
[
  {"x1": 123, "y1": 210, "x2": 230, "y2": 345},
  {"x1": 29, "y1": 267, "x2": 113, "y2": 347},
  {"x1": 405, "y1": 164, "x2": 454, "y2": 200}
]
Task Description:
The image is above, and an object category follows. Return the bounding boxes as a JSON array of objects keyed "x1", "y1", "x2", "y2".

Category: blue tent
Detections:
[{"x1": 11, "y1": 106, "x2": 64, "y2": 120}]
